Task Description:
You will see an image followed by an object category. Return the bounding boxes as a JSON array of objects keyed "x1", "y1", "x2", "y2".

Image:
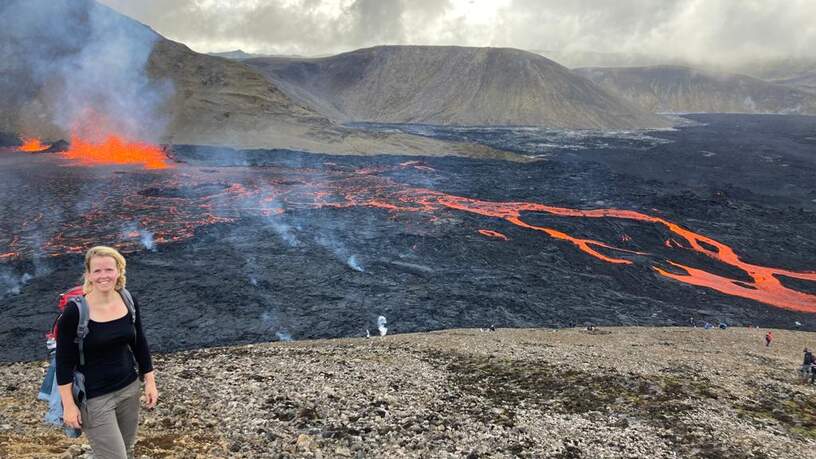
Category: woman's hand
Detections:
[
  {"x1": 58, "y1": 383, "x2": 81, "y2": 429},
  {"x1": 63, "y1": 403, "x2": 82, "y2": 429},
  {"x1": 143, "y1": 371, "x2": 158, "y2": 409}
]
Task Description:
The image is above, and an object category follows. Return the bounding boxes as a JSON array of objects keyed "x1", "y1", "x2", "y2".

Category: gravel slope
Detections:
[{"x1": 2, "y1": 326, "x2": 816, "y2": 458}]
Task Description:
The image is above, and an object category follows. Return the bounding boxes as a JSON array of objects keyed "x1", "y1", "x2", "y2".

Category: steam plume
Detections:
[
  {"x1": 1, "y1": 0, "x2": 172, "y2": 142},
  {"x1": 377, "y1": 315, "x2": 388, "y2": 336}
]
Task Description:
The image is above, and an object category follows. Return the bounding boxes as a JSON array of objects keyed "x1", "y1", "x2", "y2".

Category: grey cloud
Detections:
[
  {"x1": 496, "y1": 0, "x2": 816, "y2": 66},
  {"x1": 99, "y1": 0, "x2": 816, "y2": 65},
  {"x1": 345, "y1": 0, "x2": 405, "y2": 45},
  {"x1": 101, "y1": 0, "x2": 452, "y2": 55}
]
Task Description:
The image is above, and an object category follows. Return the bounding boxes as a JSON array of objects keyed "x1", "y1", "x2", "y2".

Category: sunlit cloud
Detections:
[{"x1": 99, "y1": 0, "x2": 816, "y2": 65}]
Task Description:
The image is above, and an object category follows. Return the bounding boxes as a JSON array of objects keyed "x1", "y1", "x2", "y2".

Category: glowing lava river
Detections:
[{"x1": 2, "y1": 113, "x2": 816, "y2": 361}]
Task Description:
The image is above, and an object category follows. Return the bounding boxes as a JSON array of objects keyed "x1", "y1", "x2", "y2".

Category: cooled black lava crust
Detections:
[{"x1": 1, "y1": 114, "x2": 814, "y2": 362}]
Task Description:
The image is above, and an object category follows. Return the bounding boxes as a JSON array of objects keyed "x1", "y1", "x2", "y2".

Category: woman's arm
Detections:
[
  {"x1": 131, "y1": 296, "x2": 154, "y2": 376},
  {"x1": 58, "y1": 383, "x2": 81, "y2": 428},
  {"x1": 55, "y1": 303, "x2": 81, "y2": 427},
  {"x1": 142, "y1": 370, "x2": 158, "y2": 408},
  {"x1": 131, "y1": 296, "x2": 158, "y2": 408},
  {"x1": 55, "y1": 302, "x2": 80, "y2": 385}
]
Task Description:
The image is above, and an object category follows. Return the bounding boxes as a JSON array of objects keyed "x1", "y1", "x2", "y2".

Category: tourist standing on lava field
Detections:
[
  {"x1": 56, "y1": 246, "x2": 157, "y2": 459},
  {"x1": 803, "y1": 348, "x2": 815, "y2": 384},
  {"x1": 765, "y1": 331, "x2": 773, "y2": 347}
]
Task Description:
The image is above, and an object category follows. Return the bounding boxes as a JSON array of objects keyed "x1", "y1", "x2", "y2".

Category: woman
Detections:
[{"x1": 56, "y1": 246, "x2": 158, "y2": 459}]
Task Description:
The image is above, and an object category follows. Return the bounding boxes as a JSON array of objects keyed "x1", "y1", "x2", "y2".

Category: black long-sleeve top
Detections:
[{"x1": 55, "y1": 293, "x2": 153, "y2": 400}]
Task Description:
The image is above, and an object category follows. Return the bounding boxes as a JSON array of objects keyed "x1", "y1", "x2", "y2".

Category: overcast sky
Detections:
[{"x1": 99, "y1": 0, "x2": 816, "y2": 66}]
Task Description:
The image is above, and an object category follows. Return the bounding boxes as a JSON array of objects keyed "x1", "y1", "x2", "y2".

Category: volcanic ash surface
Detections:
[{"x1": 2, "y1": 326, "x2": 816, "y2": 458}]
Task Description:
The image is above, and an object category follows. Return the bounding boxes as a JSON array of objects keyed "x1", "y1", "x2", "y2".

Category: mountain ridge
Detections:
[
  {"x1": 245, "y1": 45, "x2": 672, "y2": 130},
  {"x1": 574, "y1": 65, "x2": 816, "y2": 114}
]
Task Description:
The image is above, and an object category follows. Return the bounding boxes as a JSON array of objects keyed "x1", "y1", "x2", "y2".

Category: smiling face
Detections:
[{"x1": 87, "y1": 255, "x2": 120, "y2": 293}]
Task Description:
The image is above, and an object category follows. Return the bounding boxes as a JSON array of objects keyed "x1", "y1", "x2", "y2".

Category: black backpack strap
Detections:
[
  {"x1": 73, "y1": 296, "x2": 90, "y2": 366},
  {"x1": 118, "y1": 288, "x2": 142, "y2": 377},
  {"x1": 119, "y1": 288, "x2": 136, "y2": 324}
]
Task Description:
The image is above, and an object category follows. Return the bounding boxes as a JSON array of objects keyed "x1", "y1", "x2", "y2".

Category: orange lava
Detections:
[
  {"x1": 296, "y1": 169, "x2": 816, "y2": 312},
  {"x1": 435, "y1": 195, "x2": 647, "y2": 264},
  {"x1": 478, "y1": 229, "x2": 509, "y2": 240},
  {"x1": 61, "y1": 135, "x2": 171, "y2": 169},
  {"x1": 654, "y1": 262, "x2": 816, "y2": 315},
  {"x1": 19, "y1": 137, "x2": 50, "y2": 152},
  {"x1": 3, "y1": 160, "x2": 814, "y2": 313},
  {"x1": 431, "y1": 194, "x2": 816, "y2": 313}
]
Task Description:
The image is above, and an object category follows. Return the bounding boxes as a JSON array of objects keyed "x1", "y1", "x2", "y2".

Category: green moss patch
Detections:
[
  {"x1": 429, "y1": 351, "x2": 768, "y2": 457},
  {"x1": 437, "y1": 352, "x2": 713, "y2": 418},
  {"x1": 740, "y1": 386, "x2": 816, "y2": 439}
]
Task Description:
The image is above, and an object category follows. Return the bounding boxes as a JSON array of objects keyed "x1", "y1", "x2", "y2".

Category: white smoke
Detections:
[
  {"x1": 743, "y1": 96, "x2": 757, "y2": 112},
  {"x1": 315, "y1": 234, "x2": 364, "y2": 272},
  {"x1": 0, "y1": 269, "x2": 33, "y2": 296},
  {"x1": 241, "y1": 254, "x2": 261, "y2": 287},
  {"x1": 377, "y1": 315, "x2": 388, "y2": 336},
  {"x1": 275, "y1": 331, "x2": 293, "y2": 342},
  {"x1": 347, "y1": 255, "x2": 365, "y2": 272},
  {"x1": 1, "y1": 0, "x2": 173, "y2": 142},
  {"x1": 780, "y1": 104, "x2": 803, "y2": 115},
  {"x1": 121, "y1": 223, "x2": 157, "y2": 251},
  {"x1": 235, "y1": 191, "x2": 299, "y2": 247},
  {"x1": 140, "y1": 229, "x2": 156, "y2": 251},
  {"x1": 261, "y1": 310, "x2": 293, "y2": 342},
  {"x1": 269, "y1": 219, "x2": 299, "y2": 247},
  {"x1": 261, "y1": 311, "x2": 274, "y2": 324}
]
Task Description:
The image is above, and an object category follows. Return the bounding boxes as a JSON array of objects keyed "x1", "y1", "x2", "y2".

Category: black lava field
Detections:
[{"x1": 1, "y1": 113, "x2": 815, "y2": 362}]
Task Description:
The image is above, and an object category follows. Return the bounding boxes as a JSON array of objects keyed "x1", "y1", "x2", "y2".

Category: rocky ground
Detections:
[{"x1": 2, "y1": 326, "x2": 816, "y2": 458}]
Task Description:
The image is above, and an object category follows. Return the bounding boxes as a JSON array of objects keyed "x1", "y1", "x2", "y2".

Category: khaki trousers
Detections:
[{"x1": 80, "y1": 379, "x2": 141, "y2": 459}]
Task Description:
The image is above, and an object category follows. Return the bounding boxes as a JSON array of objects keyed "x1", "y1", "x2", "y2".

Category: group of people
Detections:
[
  {"x1": 698, "y1": 321, "x2": 728, "y2": 330},
  {"x1": 763, "y1": 331, "x2": 814, "y2": 384},
  {"x1": 761, "y1": 330, "x2": 816, "y2": 385}
]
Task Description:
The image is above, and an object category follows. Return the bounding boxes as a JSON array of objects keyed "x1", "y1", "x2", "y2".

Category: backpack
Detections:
[
  {"x1": 41, "y1": 286, "x2": 136, "y2": 366},
  {"x1": 38, "y1": 287, "x2": 137, "y2": 433}
]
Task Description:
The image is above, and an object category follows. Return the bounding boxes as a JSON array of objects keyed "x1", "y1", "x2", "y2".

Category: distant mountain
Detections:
[
  {"x1": 208, "y1": 50, "x2": 315, "y2": 61},
  {"x1": 772, "y1": 73, "x2": 816, "y2": 94},
  {"x1": 574, "y1": 65, "x2": 816, "y2": 114},
  {"x1": 714, "y1": 58, "x2": 816, "y2": 94},
  {"x1": 149, "y1": 40, "x2": 517, "y2": 157},
  {"x1": 533, "y1": 50, "x2": 816, "y2": 94},
  {"x1": 0, "y1": 1, "x2": 510, "y2": 158},
  {"x1": 531, "y1": 49, "x2": 675, "y2": 70},
  {"x1": 729, "y1": 58, "x2": 816, "y2": 81},
  {"x1": 207, "y1": 49, "x2": 268, "y2": 60},
  {"x1": 244, "y1": 45, "x2": 671, "y2": 129}
]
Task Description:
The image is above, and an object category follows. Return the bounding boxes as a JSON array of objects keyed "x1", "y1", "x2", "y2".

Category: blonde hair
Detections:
[{"x1": 83, "y1": 246, "x2": 127, "y2": 293}]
